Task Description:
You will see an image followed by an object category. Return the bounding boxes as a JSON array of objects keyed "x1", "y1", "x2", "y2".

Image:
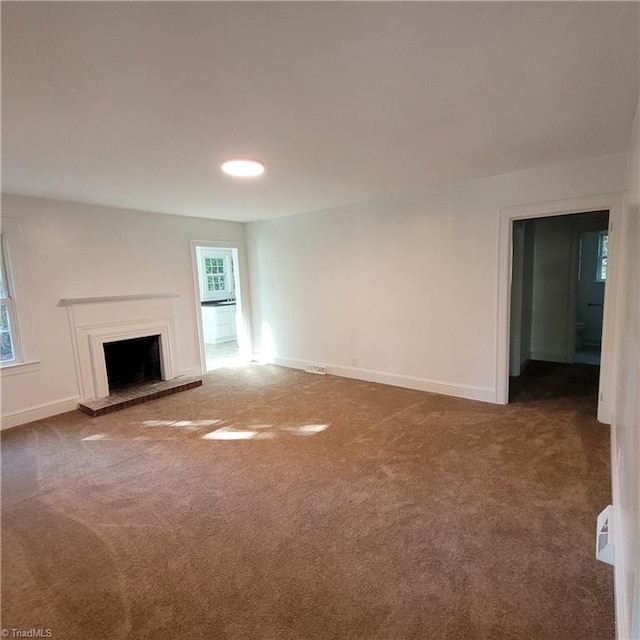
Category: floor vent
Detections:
[
  {"x1": 595, "y1": 504, "x2": 614, "y2": 565},
  {"x1": 305, "y1": 364, "x2": 327, "y2": 375}
]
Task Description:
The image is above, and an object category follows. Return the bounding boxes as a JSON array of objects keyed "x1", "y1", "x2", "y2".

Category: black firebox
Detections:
[{"x1": 103, "y1": 335, "x2": 162, "y2": 391}]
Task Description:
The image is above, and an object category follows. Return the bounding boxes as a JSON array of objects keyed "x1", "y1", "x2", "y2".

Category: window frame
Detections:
[
  {"x1": 596, "y1": 230, "x2": 608, "y2": 282},
  {"x1": 0, "y1": 231, "x2": 21, "y2": 364},
  {"x1": 0, "y1": 218, "x2": 39, "y2": 374},
  {"x1": 198, "y1": 248, "x2": 235, "y2": 301}
]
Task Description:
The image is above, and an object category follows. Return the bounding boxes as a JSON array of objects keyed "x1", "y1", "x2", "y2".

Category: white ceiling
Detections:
[{"x1": 2, "y1": 2, "x2": 639, "y2": 222}]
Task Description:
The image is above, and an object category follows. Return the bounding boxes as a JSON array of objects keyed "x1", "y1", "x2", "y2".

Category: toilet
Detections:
[{"x1": 576, "y1": 322, "x2": 587, "y2": 349}]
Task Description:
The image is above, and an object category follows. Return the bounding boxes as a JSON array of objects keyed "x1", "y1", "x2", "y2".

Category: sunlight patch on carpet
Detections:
[
  {"x1": 203, "y1": 427, "x2": 263, "y2": 440},
  {"x1": 139, "y1": 419, "x2": 222, "y2": 428},
  {"x1": 202, "y1": 423, "x2": 329, "y2": 440}
]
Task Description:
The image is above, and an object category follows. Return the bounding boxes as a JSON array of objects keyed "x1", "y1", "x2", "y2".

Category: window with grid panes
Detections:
[
  {"x1": 205, "y1": 257, "x2": 227, "y2": 293},
  {"x1": 0, "y1": 234, "x2": 17, "y2": 363},
  {"x1": 199, "y1": 249, "x2": 235, "y2": 301}
]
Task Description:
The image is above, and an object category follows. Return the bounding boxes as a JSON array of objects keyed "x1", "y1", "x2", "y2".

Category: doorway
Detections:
[
  {"x1": 496, "y1": 194, "x2": 623, "y2": 422},
  {"x1": 191, "y1": 242, "x2": 250, "y2": 372},
  {"x1": 508, "y1": 211, "x2": 609, "y2": 402}
]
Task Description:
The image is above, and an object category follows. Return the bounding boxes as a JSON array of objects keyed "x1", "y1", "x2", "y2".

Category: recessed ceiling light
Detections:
[{"x1": 221, "y1": 158, "x2": 265, "y2": 178}]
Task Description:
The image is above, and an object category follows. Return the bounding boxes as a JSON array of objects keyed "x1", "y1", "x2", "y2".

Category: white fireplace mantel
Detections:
[
  {"x1": 62, "y1": 294, "x2": 180, "y2": 400},
  {"x1": 59, "y1": 293, "x2": 179, "y2": 307}
]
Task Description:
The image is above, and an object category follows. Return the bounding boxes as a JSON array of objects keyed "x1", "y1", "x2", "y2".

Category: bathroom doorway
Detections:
[
  {"x1": 507, "y1": 209, "x2": 610, "y2": 403},
  {"x1": 191, "y1": 241, "x2": 251, "y2": 372},
  {"x1": 498, "y1": 193, "x2": 622, "y2": 421}
]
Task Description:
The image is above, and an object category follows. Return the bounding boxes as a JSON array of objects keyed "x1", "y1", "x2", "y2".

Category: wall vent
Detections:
[
  {"x1": 305, "y1": 364, "x2": 327, "y2": 375},
  {"x1": 595, "y1": 504, "x2": 614, "y2": 565}
]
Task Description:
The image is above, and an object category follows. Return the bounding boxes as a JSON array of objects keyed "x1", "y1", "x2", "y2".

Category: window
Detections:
[
  {"x1": 596, "y1": 230, "x2": 608, "y2": 282},
  {"x1": 0, "y1": 219, "x2": 37, "y2": 373},
  {"x1": 197, "y1": 248, "x2": 235, "y2": 301},
  {"x1": 205, "y1": 257, "x2": 227, "y2": 293},
  {"x1": 0, "y1": 233, "x2": 18, "y2": 363}
]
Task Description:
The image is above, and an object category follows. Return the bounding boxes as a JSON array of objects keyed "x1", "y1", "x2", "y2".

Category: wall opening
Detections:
[
  {"x1": 508, "y1": 210, "x2": 609, "y2": 404},
  {"x1": 192, "y1": 243, "x2": 250, "y2": 372}
]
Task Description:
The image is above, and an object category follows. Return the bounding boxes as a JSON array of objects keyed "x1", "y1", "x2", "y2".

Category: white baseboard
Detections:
[
  {"x1": 612, "y1": 528, "x2": 631, "y2": 640},
  {"x1": 1, "y1": 396, "x2": 80, "y2": 430},
  {"x1": 180, "y1": 367, "x2": 203, "y2": 378},
  {"x1": 274, "y1": 357, "x2": 495, "y2": 403}
]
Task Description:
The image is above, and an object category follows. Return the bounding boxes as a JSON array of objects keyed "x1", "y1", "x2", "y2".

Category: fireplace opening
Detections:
[{"x1": 103, "y1": 335, "x2": 162, "y2": 392}]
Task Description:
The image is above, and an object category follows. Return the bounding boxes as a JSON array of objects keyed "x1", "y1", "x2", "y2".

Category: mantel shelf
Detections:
[{"x1": 59, "y1": 293, "x2": 179, "y2": 307}]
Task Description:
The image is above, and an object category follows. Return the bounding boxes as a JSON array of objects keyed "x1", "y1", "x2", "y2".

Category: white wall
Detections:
[
  {"x1": 247, "y1": 153, "x2": 627, "y2": 401},
  {"x1": 0, "y1": 194, "x2": 245, "y2": 428},
  {"x1": 612, "y1": 98, "x2": 640, "y2": 640}
]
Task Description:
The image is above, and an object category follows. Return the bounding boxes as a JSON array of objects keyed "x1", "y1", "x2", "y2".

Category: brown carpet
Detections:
[{"x1": 1, "y1": 364, "x2": 613, "y2": 640}]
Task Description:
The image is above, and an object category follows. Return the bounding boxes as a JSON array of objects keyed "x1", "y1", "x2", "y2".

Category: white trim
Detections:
[
  {"x1": 0, "y1": 218, "x2": 39, "y2": 367},
  {"x1": 59, "y1": 293, "x2": 178, "y2": 306},
  {"x1": 599, "y1": 200, "x2": 625, "y2": 426},
  {"x1": 63, "y1": 296, "x2": 180, "y2": 400},
  {"x1": 0, "y1": 359, "x2": 42, "y2": 377},
  {"x1": 180, "y1": 366, "x2": 203, "y2": 378},
  {"x1": 609, "y1": 189, "x2": 640, "y2": 640},
  {"x1": 87, "y1": 324, "x2": 174, "y2": 398},
  {"x1": 274, "y1": 357, "x2": 495, "y2": 403},
  {"x1": 609, "y1": 425, "x2": 631, "y2": 640},
  {"x1": 496, "y1": 192, "x2": 624, "y2": 423},
  {"x1": 1, "y1": 396, "x2": 80, "y2": 430}
]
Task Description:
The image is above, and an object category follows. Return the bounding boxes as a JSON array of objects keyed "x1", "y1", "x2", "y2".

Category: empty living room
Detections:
[{"x1": 1, "y1": 2, "x2": 639, "y2": 639}]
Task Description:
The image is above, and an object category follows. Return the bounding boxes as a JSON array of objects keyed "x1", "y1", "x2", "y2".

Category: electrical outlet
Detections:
[{"x1": 350, "y1": 357, "x2": 358, "y2": 367}]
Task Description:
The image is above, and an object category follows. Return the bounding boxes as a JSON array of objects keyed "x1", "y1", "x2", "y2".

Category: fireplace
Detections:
[
  {"x1": 104, "y1": 334, "x2": 162, "y2": 391},
  {"x1": 60, "y1": 294, "x2": 179, "y2": 400},
  {"x1": 61, "y1": 294, "x2": 203, "y2": 416}
]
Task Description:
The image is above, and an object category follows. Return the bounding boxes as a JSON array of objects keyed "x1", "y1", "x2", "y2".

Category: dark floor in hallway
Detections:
[{"x1": 509, "y1": 360, "x2": 601, "y2": 403}]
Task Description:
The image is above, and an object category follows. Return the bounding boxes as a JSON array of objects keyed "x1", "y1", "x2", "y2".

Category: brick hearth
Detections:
[{"x1": 77, "y1": 377, "x2": 203, "y2": 417}]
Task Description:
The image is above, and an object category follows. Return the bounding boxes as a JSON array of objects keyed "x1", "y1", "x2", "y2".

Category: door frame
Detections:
[
  {"x1": 496, "y1": 192, "x2": 624, "y2": 423},
  {"x1": 190, "y1": 239, "x2": 252, "y2": 374}
]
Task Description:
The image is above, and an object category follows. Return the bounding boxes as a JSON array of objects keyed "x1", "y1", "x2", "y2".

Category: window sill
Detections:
[{"x1": 0, "y1": 360, "x2": 42, "y2": 377}]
